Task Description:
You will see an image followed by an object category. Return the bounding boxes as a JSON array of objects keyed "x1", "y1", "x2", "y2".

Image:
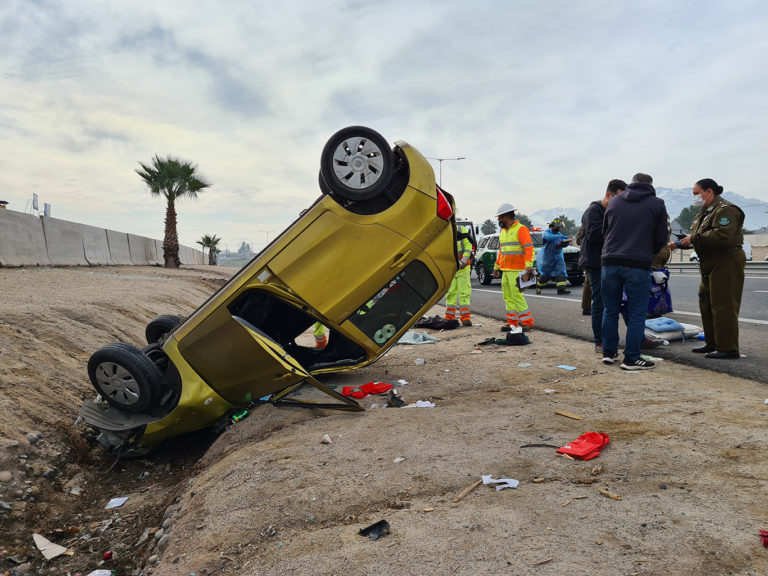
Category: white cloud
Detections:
[{"x1": 1, "y1": 0, "x2": 767, "y2": 249}]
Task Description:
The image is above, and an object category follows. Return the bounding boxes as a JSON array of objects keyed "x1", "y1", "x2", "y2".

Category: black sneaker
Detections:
[
  {"x1": 620, "y1": 358, "x2": 655, "y2": 370},
  {"x1": 500, "y1": 325, "x2": 512, "y2": 332},
  {"x1": 602, "y1": 352, "x2": 618, "y2": 365}
]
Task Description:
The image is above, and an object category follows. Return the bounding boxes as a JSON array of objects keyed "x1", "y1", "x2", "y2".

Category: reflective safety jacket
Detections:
[
  {"x1": 457, "y1": 226, "x2": 473, "y2": 269},
  {"x1": 494, "y1": 221, "x2": 534, "y2": 271}
]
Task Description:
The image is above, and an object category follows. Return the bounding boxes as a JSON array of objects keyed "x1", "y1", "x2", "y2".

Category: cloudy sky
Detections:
[{"x1": 2, "y1": 1, "x2": 767, "y2": 252}]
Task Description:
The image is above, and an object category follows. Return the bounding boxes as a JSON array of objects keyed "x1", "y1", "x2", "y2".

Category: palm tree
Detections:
[
  {"x1": 136, "y1": 155, "x2": 211, "y2": 268},
  {"x1": 196, "y1": 234, "x2": 222, "y2": 265}
]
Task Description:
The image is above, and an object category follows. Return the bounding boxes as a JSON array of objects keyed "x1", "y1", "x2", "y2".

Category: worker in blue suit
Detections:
[{"x1": 536, "y1": 219, "x2": 571, "y2": 295}]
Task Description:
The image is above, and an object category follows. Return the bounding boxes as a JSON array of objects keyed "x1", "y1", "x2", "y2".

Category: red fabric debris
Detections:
[
  {"x1": 341, "y1": 381, "x2": 393, "y2": 399},
  {"x1": 556, "y1": 432, "x2": 610, "y2": 461},
  {"x1": 759, "y1": 529, "x2": 768, "y2": 548}
]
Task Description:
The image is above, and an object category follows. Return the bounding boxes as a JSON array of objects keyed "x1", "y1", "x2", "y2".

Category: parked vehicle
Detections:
[
  {"x1": 474, "y1": 230, "x2": 583, "y2": 286},
  {"x1": 689, "y1": 241, "x2": 752, "y2": 262},
  {"x1": 80, "y1": 126, "x2": 459, "y2": 454}
]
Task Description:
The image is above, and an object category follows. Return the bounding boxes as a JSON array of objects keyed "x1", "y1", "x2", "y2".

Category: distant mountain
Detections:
[{"x1": 530, "y1": 187, "x2": 768, "y2": 231}]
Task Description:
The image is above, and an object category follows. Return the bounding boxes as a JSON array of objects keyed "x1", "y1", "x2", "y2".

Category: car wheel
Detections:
[
  {"x1": 320, "y1": 126, "x2": 394, "y2": 202},
  {"x1": 477, "y1": 263, "x2": 492, "y2": 285},
  {"x1": 88, "y1": 343, "x2": 163, "y2": 413},
  {"x1": 145, "y1": 314, "x2": 183, "y2": 345}
]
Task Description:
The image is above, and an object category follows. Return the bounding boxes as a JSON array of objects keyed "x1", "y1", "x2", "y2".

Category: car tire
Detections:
[
  {"x1": 476, "y1": 263, "x2": 492, "y2": 285},
  {"x1": 88, "y1": 343, "x2": 163, "y2": 413},
  {"x1": 145, "y1": 314, "x2": 183, "y2": 345},
  {"x1": 320, "y1": 126, "x2": 394, "y2": 202}
]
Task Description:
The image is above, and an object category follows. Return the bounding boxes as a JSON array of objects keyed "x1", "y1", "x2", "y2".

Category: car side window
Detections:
[
  {"x1": 489, "y1": 236, "x2": 499, "y2": 250},
  {"x1": 349, "y1": 260, "x2": 437, "y2": 347},
  {"x1": 478, "y1": 237, "x2": 489, "y2": 249}
]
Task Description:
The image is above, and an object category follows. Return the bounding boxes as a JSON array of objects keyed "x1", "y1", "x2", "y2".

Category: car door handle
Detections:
[{"x1": 390, "y1": 250, "x2": 412, "y2": 269}]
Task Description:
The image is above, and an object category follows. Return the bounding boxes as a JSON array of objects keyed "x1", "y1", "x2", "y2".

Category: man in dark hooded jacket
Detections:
[{"x1": 600, "y1": 173, "x2": 668, "y2": 370}]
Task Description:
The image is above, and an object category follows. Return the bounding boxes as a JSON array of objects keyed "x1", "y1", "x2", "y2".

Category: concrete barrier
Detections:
[
  {"x1": 82, "y1": 224, "x2": 113, "y2": 266},
  {"x1": 154, "y1": 239, "x2": 165, "y2": 266},
  {"x1": 41, "y1": 216, "x2": 88, "y2": 266},
  {"x1": 0, "y1": 210, "x2": 51, "y2": 267},
  {"x1": 178, "y1": 245, "x2": 191, "y2": 265},
  {"x1": 194, "y1": 247, "x2": 204, "y2": 265},
  {"x1": 106, "y1": 229, "x2": 132, "y2": 265}
]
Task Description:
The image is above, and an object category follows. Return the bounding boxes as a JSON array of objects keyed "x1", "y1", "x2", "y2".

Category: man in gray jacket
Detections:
[{"x1": 601, "y1": 173, "x2": 668, "y2": 370}]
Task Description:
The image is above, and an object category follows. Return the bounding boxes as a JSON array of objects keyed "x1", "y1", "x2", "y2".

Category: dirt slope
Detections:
[{"x1": 1, "y1": 266, "x2": 767, "y2": 576}]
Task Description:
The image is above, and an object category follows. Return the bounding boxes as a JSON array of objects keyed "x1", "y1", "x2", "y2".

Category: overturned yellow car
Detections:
[{"x1": 80, "y1": 126, "x2": 459, "y2": 453}]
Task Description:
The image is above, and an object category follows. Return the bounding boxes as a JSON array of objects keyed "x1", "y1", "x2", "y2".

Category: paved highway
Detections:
[{"x1": 459, "y1": 269, "x2": 768, "y2": 384}]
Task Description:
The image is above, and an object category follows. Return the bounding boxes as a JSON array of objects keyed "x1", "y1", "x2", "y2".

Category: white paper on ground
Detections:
[
  {"x1": 481, "y1": 474, "x2": 520, "y2": 491},
  {"x1": 404, "y1": 400, "x2": 435, "y2": 408},
  {"x1": 105, "y1": 496, "x2": 129, "y2": 509},
  {"x1": 33, "y1": 533, "x2": 68, "y2": 560}
]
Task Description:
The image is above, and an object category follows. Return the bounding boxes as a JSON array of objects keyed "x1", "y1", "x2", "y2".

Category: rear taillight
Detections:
[{"x1": 436, "y1": 187, "x2": 453, "y2": 221}]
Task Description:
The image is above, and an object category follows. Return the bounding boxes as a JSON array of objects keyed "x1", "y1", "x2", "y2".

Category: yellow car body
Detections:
[{"x1": 81, "y1": 127, "x2": 458, "y2": 452}]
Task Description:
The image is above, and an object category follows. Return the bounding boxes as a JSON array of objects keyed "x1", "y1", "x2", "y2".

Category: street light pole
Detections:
[{"x1": 425, "y1": 156, "x2": 466, "y2": 188}]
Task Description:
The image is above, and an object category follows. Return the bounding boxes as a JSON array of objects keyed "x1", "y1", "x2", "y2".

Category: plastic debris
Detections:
[
  {"x1": 321, "y1": 434, "x2": 332, "y2": 445},
  {"x1": 397, "y1": 331, "x2": 440, "y2": 344},
  {"x1": 414, "y1": 358, "x2": 427, "y2": 365},
  {"x1": 481, "y1": 474, "x2": 519, "y2": 491},
  {"x1": 557, "y1": 365, "x2": 577, "y2": 371},
  {"x1": 359, "y1": 520, "x2": 390, "y2": 540},
  {"x1": 393, "y1": 457, "x2": 405, "y2": 463},
  {"x1": 557, "y1": 432, "x2": 610, "y2": 461},
  {"x1": 104, "y1": 496, "x2": 129, "y2": 510},
  {"x1": 86, "y1": 571, "x2": 115, "y2": 576},
  {"x1": 33, "y1": 533, "x2": 68, "y2": 560},
  {"x1": 760, "y1": 529, "x2": 768, "y2": 547},
  {"x1": 404, "y1": 400, "x2": 435, "y2": 408},
  {"x1": 543, "y1": 389, "x2": 556, "y2": 394},
  {"x1": 341, "y1": 382, "x2": 393, "y2": 399},
  {"x1": 518, "y1": 363, "x2": 532, "y2": 367},
  {"x1": 397, "y1": 379, "x2": 408, "y2": 386}
]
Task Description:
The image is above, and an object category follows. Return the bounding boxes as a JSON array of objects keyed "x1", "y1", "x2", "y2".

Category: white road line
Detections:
[{"x1": 471, "y1": 288, "x2": 768, "y2": 325}]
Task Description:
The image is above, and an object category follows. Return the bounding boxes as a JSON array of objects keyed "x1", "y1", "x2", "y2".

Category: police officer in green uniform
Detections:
[{"x1": 669, "y1": 178, "x2": 745, "y2": 359}]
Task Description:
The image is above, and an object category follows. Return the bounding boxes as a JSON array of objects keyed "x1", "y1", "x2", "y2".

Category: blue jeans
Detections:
[
  {"x1": 601, "y1": 266, "x2": 651, "y2": 362},
  {"x1": 585, "y1": 267, "x2": 603, "y2": 345}
]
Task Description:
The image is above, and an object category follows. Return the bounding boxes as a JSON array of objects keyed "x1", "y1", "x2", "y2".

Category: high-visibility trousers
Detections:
[
  {"x1": 313, "y1": 322, "x2": 327, "y2": 348},
  {"x1": 445, "y1": 266, "x2": 471, "y2": 321},
  {"x1": 500, "y1": 269, "x2": 533, "y2": 327}
]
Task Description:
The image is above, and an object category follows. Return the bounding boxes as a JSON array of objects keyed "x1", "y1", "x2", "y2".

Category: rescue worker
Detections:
[
  {"x1": 313, "y1": 322, "x2": 327, "y2": 348},
  {"x1": 444, "y1": 225, "x2": 474, "y2": 326},
  {"x1": 536, "y1": 218, "x2": 572, "y2": 295},
  {"x1": 492, "y1": 204, "x2": 535, "y2": 331},
  {"x1": 669, "y1": 178, "x2": 745, "y2": 359}
]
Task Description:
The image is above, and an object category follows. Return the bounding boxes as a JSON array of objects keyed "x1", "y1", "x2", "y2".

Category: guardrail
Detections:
[{"x1": 667, "y1": 261, "x2": 768, "y2": 274}]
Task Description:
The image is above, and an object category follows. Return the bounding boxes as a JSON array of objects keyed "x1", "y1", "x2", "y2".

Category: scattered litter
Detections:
[
  {"x1": 70, "y1": 486, "x2": 82, "y2": 495},
  {"x1": 341, "y1": 381, "x2": 393, "y2": 399},
  {"x1": 598, "y1": 488, "x2": 622, "y2": 501},
  {"x1": 764, "y1": 399, "x2": 768, "y2": 404},
  {"x1": 760, "y1": 529, "x2": 768, "y2": 548},
  {"x1": 557, "y1": 365, "x2": 577, "y2": 371},
  {"x1": 470, "y1": 349, "x2": 482, "y2": 354},
  {"x1": 404, "y1": 400, "x2": 435, "y2": 408},
  {"x1": 397, "y1": 379, "x2": 408, "y2": 386},
  {"x1": 443, "y1": 369, "x2": 451, "y2": 372},
  {"x1": 591, "y1": 463, "x2": 603, "y2": 476},
  {"x1": 33, "y1": 533, "x2": 68, "y2": 560},
  {"x1": 554, "y1": 410, "x2": 583, "y2": 420},
  {"x1": 397, "y1": 331, "x2": 440, "y2": 345},
  {"x1": 359, "y1": 520, "x2": 390, "y2": 541},
  {"x1": 557, "y1": 432, "x2": 610, "y2": 460},
  {"x1": 453, "y1": 479, "x2": 483, "y2": 503},
  {"x1": 103, "y1": 550, "x2": 113, "y2": 560},
  {"x1": 387, "y1": 390, "x2": 405, "y2": 408},
  {"x1": 532, "y1": 557, "x2": 554, "y2": 567},
  {"x1": 393, "y1": 457, "x2": 406, "y2": 464},
  {"x1": 481, "y1": 475, "x2": 519, "y2": 491},
  {"x1": 414, "y1": 358, "x2": 427, "y2": 365},
  {"x1": 423, "y1": 507, "x2": 434, "y2": 512},
  {"x1": 543, "y1": 389, "x2": 556, "y2": 394},
  {"x1": 321, "y1": 434, "x2": 332, "y2": 445},
  {"x1": 86, "y1": 571, "x2": 115, "y2": 576},
  {"x1": 518, "y1": 363, "x2": 532, "y2": 367},
  {"x1": 104, "y1": 496, "x2": 129, "y2": 510},
  {"x1": 640, "y1": 355, "x2": 662, "y2": 362}
]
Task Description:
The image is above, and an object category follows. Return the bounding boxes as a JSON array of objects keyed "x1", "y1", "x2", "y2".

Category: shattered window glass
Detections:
[{"x1": 348, "y1": 260, "x2": 437, "y2": 347}]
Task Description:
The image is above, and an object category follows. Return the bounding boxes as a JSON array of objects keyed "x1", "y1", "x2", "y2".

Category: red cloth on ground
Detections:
[
  {"x1": 556, "y1": 432, "x2": 610, "y2": 461},
  {"x1": 341, "y1": 382, "x2": 393, "y2": 399}
]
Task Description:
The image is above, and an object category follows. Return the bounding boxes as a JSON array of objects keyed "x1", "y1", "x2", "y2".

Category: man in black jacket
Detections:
[
  {"x1": 601, "y1": 173, "x2": 669, "y2": 370},
  {"x1": 579, "y1": 179, "x2": 626, "y2": 353}
]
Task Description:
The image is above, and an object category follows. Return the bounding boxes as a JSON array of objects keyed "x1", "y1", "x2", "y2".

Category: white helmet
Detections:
[{"x1": 495, "y1": 203, "x2": 516, "y2": 217}]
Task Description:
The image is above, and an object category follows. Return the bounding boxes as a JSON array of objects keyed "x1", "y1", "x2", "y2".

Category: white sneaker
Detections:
[
  {"x1": 620, "y1": 358, "x2": 655, "y2": 370},
  {"x1": 602, "y1": 352, "x2": 618, "y2": 365}
]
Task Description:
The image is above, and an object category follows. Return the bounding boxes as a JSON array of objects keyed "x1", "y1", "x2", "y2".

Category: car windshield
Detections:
[{"x1": 349, "y1": 260, "x2": 437, "y2": 347}]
